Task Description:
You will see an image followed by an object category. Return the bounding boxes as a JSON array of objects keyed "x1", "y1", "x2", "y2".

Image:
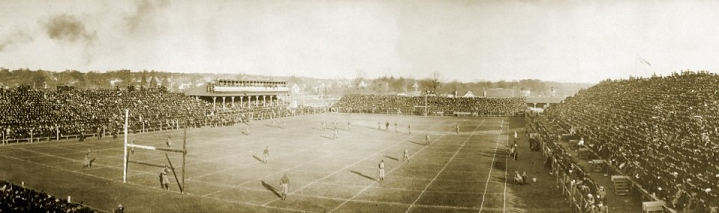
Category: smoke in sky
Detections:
[
  {"x1": 43, "y1": 14, "x2": 97, "y2": 44},
  {"x1": 0, "y1": 31, "x2": 33, "y2": 52},
  {"x1": 124, "y1": 0, "x2": 170, "y2": 35}
]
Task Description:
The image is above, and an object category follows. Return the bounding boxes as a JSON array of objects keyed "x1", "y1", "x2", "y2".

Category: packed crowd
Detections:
[
  {"x1": 332, "y1": 94, "x2": 526, "y2": 116},
  {"x1": 0, "y1": 87, "x2": 308, "y2": 141},
  {"x1": 1, "y1": 180, "x2": 94, "y2": 212},
  {"x1": 543, "y1": 71, "x2": 719, "y2": 212},
  {"x1": 526, "y1": 112, "x2": 606, "y2": 212}
]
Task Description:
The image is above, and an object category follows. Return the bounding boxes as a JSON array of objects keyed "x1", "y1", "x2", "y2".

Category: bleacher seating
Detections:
[
  {"x1": 541, "y1": 71, "x2": 719, "y2": 211},
  {"x1": 333, "y1": 94, "x2": 526, "y2": 116}
]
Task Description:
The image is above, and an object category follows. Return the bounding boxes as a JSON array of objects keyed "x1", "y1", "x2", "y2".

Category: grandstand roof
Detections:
[{"x1": 183, "y1": 85, "x2": 287, "y2": 97}]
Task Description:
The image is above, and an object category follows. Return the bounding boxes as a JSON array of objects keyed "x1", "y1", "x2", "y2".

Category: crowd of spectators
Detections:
[
  {"x1": 542, "y1": 71, "x2": 719, "y2": 212},
  {"x1": 0, "y1": 86, "x2": 318, "y2": 142},
  {"x1": 526, "y1": 112, "x2": 605, "y2": 212},
  {"x1": 332, "y1": 94, "x2": 526, "y2": 116},
  {"x1": 1, "y1": 180, "x2": 94, "y2": 212}
]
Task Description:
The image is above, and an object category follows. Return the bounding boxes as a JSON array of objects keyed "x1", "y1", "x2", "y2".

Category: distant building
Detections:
[{"x1": 463, "y1": 91, "x2": 476, "y2": 98}]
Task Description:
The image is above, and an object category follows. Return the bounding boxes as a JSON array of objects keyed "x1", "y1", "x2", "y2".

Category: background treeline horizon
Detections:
[{"x1": 0, "y1": 68, "x2": 592, "y2": 97}]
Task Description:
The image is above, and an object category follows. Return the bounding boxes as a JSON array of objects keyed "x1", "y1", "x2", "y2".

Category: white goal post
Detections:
[{"x1": 122, "y1": 109, "x2": 188, "y2": 193}]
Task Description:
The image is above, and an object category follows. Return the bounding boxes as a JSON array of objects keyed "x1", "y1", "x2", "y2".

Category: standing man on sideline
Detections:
[
  {"x1": 378, "y1": 159, "x2": 385, "y2": 181},
  {"x1": 385, "y1": 121, "x2": 389, "y2": 131},
  {"x1": 280, "y1": 174, "x2": 290, "y2": 200},
  {"x1": 394, "y1": 122, "x2": 398, "y2": 132},
  {"x1": 403, "y1": 149, "x2": 410, "y2": 162},
  {"x1": 408, "y1": 124, "x2": 412, "y2": 134},
  {"x1": 263, "y1": 146, "x2": 269, "y2": 164}
]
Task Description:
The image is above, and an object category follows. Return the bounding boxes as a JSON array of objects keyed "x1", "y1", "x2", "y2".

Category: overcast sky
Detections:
[{"x1": 1, "y1": 0, "x2": 718, "y2": 83}]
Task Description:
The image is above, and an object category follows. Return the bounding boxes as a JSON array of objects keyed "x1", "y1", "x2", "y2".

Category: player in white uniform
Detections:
[
  {"x1": 426, "y1": 134, "x2": 431, "y2": 145},
  {"x1": 334, "y1": 128, "x2": 339, "y2": 139},
  {"x1": 403, "y1": 149, "x2": 410, "y2": 162},
  {"x1": 378, "y1": 160, "x2": 385, "y2": 181}
]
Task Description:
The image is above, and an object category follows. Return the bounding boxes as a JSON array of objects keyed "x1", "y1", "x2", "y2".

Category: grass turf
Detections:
[{"x1": 0, "y1": 113, "x2": 570, "y2": 212}]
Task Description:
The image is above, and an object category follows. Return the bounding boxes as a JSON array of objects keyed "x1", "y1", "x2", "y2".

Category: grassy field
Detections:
[{"x1": 0, "y1": 113, "x2": 569, "y2": 212}]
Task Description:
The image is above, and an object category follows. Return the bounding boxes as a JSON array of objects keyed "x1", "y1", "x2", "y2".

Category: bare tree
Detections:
[{"x1": 420, "y1": 72, "x2": 442, "y2": 94}]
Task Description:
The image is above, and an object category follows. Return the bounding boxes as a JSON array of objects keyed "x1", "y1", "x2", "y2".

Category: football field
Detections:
[{"x1": 0, "y1": 113, "x2": 567, "y2": 212}]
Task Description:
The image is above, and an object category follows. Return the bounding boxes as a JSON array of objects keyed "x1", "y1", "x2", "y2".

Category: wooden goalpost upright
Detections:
[{"x1": 123, "y1": 109, "x2": 188, "y2": 193}]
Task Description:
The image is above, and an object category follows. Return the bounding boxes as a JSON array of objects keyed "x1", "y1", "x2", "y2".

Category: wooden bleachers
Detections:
[
  {"x1": 611, "y1": 175, "x2": 631, "y2": 196},
  {"x1": 642, "y1": 201, "x2": 664, "y2": 213}
]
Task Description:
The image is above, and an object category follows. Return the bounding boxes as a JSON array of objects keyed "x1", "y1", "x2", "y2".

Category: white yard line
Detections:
[
  {"x1": 0, "y1": 153, "x2": 306, "y2": 213},
  {"x1": 262, "y1": 120, "x2": 451, "y2": 207},
  {"x1": 328, "y1": 134, "x2": 447, "y2": 212},
  {"x1": 403, "y1": 120, "x2": 485, "y2": 213},
  {"x1": 202, "y1": 151, "x2": 337, "y2": 196},
  {"x1": 479, "y1": 119, "x2": 505, "y2": 213}
]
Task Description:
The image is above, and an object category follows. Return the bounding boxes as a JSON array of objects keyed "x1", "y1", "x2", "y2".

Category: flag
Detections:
[{"x1": 639, "y1": 57, "x2": 652, "y2": 66}]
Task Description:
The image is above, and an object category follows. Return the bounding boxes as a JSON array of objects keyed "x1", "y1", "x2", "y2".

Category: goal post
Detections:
[{"x1": 122, "y1": 109, "x2": 188, "y2": 193}]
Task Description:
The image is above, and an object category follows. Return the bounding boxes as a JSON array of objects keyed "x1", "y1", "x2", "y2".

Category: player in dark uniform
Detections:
[
  {"x1": 160, "y1": 166, "x2": 170, "y2": 190},
  {"x1": 280, "y1": 174, "x2": 290, "y2": 200},
  {"x1": 82, "y1": 150, "x2": 96, "y2": 169},
  {"x1": 263, "y1": 146, "x2": 269, "y2": 164},
  {"x1": 166, "y1": 136, "x2": 172, "y2": 147}
]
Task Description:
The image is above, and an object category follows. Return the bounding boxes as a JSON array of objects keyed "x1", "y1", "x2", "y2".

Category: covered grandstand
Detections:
[{"x1": 184, "y1": 79, "x2": 290, "y2": 110}]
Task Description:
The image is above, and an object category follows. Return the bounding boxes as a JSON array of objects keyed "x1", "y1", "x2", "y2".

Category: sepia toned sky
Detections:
[{"x1": 1, "y1": 0, "x2": 718, "y2": 83}]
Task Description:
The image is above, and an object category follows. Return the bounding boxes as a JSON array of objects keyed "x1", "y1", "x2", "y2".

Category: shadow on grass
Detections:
[
  {"x1": 493, "y1": 160, "x2": 506, "y2": 171},
  {"x1": 261, "y1": 181, "x2": 282, "y2": 198},
  {"x1": 408, "y1": 141, "x2": 427, "y2": 146},
  {"x1": 384, "y1": 155, "x2": 399, "y2": 161},
  {"x1": 349, "y1": 170, "x2": 377, "y2": 181},
  {"x1": 265, "y1": 124, "x2": 281, "y2": 128},
  {"x1": 312, "y1": 127, "x2": 326, "y2": 131},
  {"x1": 320, "y1": 135, "x2": 335, "y2": 140},
  {"x1": 252, "y1": 155, "x2": 265, "y2": 164},
  {"x1": 242, "y1": 131, "x2": 249, "y2": 136}
]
